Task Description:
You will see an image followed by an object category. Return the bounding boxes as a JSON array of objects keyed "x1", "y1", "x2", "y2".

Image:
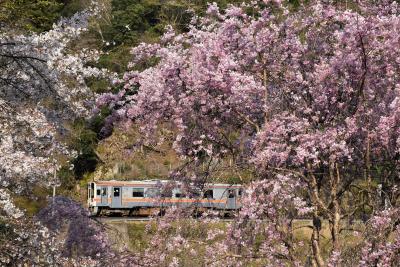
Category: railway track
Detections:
[
  {"x1": 95, "y1": 217, "x2": 365, "y2": 228},
  {"x1": 94, "y1": 216, "x2": 234, "y2": 222},
  {"x1": 95, "y1": 216, "x2": 155, "y2": 222}
]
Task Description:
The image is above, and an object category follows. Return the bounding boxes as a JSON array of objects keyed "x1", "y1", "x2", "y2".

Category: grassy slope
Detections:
[
  {"x1": 105, "y1": 219, "x2": 365, "y2": 266},
  {"x1": 93, "y1": 127, "x2": 255, "y2": 184}
]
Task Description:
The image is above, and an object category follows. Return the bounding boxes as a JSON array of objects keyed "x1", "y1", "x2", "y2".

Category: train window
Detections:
[
  {"x1": 113, "y1": 188, "x2": 120, "y2": 197},
  {"x1": 203, "y1": 189, "x2": 213, "y2": 199},
  {"x1": 161, "y1": 189, "x2": 173, "y2": 198},
  {"x1": 228, "y1": 189, "x2": 235, "y2": 198},
  {"x1": 191, "y1": 191, "x2": 201, "y2": 198},
  {"x1": 238, "y1": 188, "x2": 243, "y2": 196},
  {"x1": 145, "y1": 188, "x2": 160, "y2": 198},
  {"x1": 175, "y1": 193, "x2": 186, "y2": 198},
  {"x1": 96, "y1": 189, "x2": 101, "y2": 196},
  {"x1": 132, "y1": 188, "x2": 144, "y2": 197},
  {"x1": 101, "y1": 188, "x2": 107, "y2": 196}
]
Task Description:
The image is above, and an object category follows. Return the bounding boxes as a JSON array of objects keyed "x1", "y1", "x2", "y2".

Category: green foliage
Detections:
[
  {"x1": 79, "y1": 172, "x2": 95, "y2": 188},
  {"x1": 85, "y1": 77, "x2": 112, "y2": 94},
  {"x1": 0, "y1": 0, "x2": 64, "y2": 32},
  {"x1": 13, "y1": 196, "x2": 42, "y2": 216},
  {"x1": 57, "y1": 166, "x2": 77, "y2": 191},
  {"x1": 0, "y1": 0, "x2": 91, "y2": 32},
  {"x1": 13, "y1": 187, "x2": 50, "y2": 216},
  {"x1": 60, "y1": 0, "x2": 89, "y2": 17},
  {"x1": 94, "y1": 0, "x2": 254, "y2": 72},
  {"x1": 97, "y1": 45, "x2": 133, "y2": 73},
  {"x1": 0, "y1": 219, "x2": 13, "y2": 238},
  {"x1": 127, "y1": 223, "x2": 149, "y2": 251},
  {"x1": 67, "y1": 119, "x2": 100, "y2": 178},
  {"x1": 102, "y1": 0, "x2": 159, "y2": 46},
  {"x1": 89, "y1": 107, "x2": 112, "y2": 136},
  {"x1": 100, "y1": 0, "x2": 255, "y2": 46}
]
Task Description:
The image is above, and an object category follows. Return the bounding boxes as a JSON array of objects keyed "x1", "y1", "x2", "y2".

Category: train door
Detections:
[
  {"x1": 101, "y1": 187, "x2": 108, "y2": 205},
  {"x1": 112, "y1": 187, "x2": 122, "y2": 207},
  {"x1": 237, "y1": 188, "x2": 243, "y2": 208},
  {"x1": 227, "y1": 189, "x2": 236, "y2": 209}
]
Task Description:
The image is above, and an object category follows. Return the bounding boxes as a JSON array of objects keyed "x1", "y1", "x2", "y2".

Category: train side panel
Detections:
[{"x1": 88, "y1": 181, "x2": 242, "y2": 215}]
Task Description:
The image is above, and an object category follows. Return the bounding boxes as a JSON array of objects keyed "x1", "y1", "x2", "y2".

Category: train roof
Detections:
[{"x1": 92, "y1": 179, "x2": 242, "y2": 188}]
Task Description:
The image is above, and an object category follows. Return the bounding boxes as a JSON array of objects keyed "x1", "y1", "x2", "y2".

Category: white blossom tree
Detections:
[{"x1": 0, "y1": 2, "x2": 116, "y2": 265}]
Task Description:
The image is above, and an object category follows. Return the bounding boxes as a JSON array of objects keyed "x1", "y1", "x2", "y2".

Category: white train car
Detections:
[{"x1": 87, "y1": 180, "x2": 242, "y2": 216}]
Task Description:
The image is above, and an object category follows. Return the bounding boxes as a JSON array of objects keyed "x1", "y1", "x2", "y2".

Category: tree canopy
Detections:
[{"x1": 98, "y1": 1, "x2": 400, "y2": 265}]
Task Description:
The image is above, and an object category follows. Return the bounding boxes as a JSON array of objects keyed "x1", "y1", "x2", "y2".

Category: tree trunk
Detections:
[
  {"x1": 311, "y1": 213, "x2": 324, "y2": 267},
  {"x1": 330, "y1": 163, "x2": 341, "y2": 252}
]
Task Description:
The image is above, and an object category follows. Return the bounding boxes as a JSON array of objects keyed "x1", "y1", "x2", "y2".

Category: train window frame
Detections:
[
  {"x1": 113, "y1": 188, "x2": 120, "y2": 197},
  {"x1": 132, "y1": 188, "x2": 144, "y2": 198},
  {"x1": 203, "y1": 189, "x2": 214, "y2": 199},
  {"x1": 228, "y1": 189, "x2": 235, "y2": 199},
  {"x1": 96, "y1": 189, "x2": 101, "y2": 196}
]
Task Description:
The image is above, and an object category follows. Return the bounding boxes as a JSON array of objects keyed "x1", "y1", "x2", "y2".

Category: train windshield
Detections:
[{"x1": 88, "y1": 182, "x2": 94, "y2": 200}]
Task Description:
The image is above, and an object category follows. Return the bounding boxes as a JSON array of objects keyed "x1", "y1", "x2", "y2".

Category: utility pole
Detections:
[
  {"x1": 53, "y1": 168, "x2": 56, "y2": 196},
  {"x1": 52, "y1": 167, "x2": 57, "y2": 216}
]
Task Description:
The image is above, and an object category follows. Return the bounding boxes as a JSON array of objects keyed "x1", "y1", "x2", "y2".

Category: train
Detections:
[{"x1": 87, "y1": 180, "x2": 243, "y2": 216}]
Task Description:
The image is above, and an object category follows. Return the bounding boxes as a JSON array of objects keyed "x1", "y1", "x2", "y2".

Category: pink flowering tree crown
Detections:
[{"x1": 96, "y1": 0, "x2": 400, "y2": 266}]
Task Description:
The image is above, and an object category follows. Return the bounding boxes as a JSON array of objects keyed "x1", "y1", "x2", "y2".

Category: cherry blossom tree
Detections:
[
  {"x1": 0, "y1": 191, "x2": 105, "y2": 266},
  {"x1": 0, "y1": 2, "x2": 113, "y2": 193},
  {"x1": 358, "y1": 208, "x2": 400, "y2": 266},
  {"x1": 0, "y1": 2, "x2": 116, "y2": 265},
  {"x1": 99, "y1": 0, "x2": 400, "y2": 265}
]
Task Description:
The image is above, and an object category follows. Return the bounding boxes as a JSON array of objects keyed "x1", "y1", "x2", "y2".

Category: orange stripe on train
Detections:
[
  {"x1": 93, "y1": 197, "x2": 226, "y2": 203},
  {"x1": 122, "y1": 198, "x2": 226, "y2": 203}
]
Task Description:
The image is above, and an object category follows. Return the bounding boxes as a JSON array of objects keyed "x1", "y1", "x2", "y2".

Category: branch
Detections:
[
  {"x1": 233, "y1": 110, "x2": 260, "y2": 133},
  {"x1": 0, "y1": 53, "x2": 46, "y2": 63}
]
